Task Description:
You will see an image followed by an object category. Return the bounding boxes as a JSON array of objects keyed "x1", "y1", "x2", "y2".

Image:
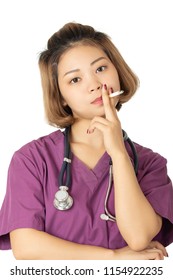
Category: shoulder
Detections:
[
  {"x1": 13, "y1": 129, "x2": 64, "y2": 160},
  {"x1": 125, "y1": 138, "x2": 168, "y2": 176},
  {"x1": 133, "y1": 142, "x2": 167, "y2": 169},
  {"x1": 128, "y1": 141, "x2": 169, "y2": 184}
]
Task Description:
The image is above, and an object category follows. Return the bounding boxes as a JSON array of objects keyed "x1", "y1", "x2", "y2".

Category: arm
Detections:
[
  {"x1": 10, "y1": 229, "x2": 166, "y2": 260},
  {"x1": 10, "y1": 228, "x2": 111, "y2": 260},
  {"x1": 88, "y1": 86, "x2": 162, "y2": 251},
  {"x1": 112, "y1": 150, "x2": 162, "y2": 251}
]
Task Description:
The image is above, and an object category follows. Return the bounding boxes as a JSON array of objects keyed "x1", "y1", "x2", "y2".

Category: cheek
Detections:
[
  {"x1": 58, "y1": 83, "x2": 71, "y2": 104},
  {"x1": 106, "y1": 70, "x2": 120, "y2": 88},
  {"x1": 112, "y1": 71, "x2": 120, "y2": 83},
  {"x1": 61, "y1": 85, "x2": 84, "y2": 103},
  {"x1": 61, "y1": 91, "x2": 80, "y2": 109}
]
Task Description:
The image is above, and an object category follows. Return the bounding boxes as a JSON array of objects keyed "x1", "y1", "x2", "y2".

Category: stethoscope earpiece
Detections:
[
  {"x1": 100, "y1": 213, "x2": 109, "y2": 221},
  {"x1": 100, "y1": 213, "x2": 116, "y2": 222}
]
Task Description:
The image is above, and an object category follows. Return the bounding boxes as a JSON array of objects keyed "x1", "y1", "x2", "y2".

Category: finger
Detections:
[
  {"x1": 87, "y1": 116, "x2": 110, "y2": 133},
  {"x1": 146, "y1": 249, "x2": 164, "y2": 260},
  {"x1": 153, "y1": 251, "x2": 164, "y2": 260},
  {"x1": 154, "y1": 244, "x2": 168, "y2": 257},
  {"x1": 147, "y1": 241, "x2": 168, "y2": 257},
  {"x1": 90, "y1": 116, "x2": 110, "y2": 127},
  {"x1": 102, "y1": 84, "x2": 117, "y2": 121},
  {"x1": 87, "y1": 120, "x2": 107, "y2": 134}
]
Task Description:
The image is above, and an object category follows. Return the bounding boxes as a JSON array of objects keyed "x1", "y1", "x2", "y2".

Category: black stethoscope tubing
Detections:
[
  {"x1": 58, "y1": 126, "x2": 72, "y2": 188},
  {"x1": 59, "y1": 126, "x2": 139, "y2": 188},
  {"x1": 124, "y1": 132, "x2": 138, "y2": 175},
  {"x1": 55, "y1": 126, "x2": 138, "y2": 214}
]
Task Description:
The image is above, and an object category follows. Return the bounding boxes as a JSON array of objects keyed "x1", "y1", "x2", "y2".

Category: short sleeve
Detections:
[
  {"x1": 138, "y1": 149, "x2": 173, "y2": 247},
  {"x1": 0, "y1": 150, "x2": 45, "y2": 250}
]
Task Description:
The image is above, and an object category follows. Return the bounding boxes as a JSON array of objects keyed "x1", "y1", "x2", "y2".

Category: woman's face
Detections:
[{"x1": 58, "y1": 44, "x2": 120, "y2": 120}]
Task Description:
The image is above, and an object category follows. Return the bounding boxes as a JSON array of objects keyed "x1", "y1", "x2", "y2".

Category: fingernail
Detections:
[
  {"x1": 87, "y1": 128, "x2": 95, "y2": 134},
  {"x1": 104, "y1": 84, "x2": 107, "y2": 90},
  {"x1": 110, "y1": 87, "x2": 114, "y2": 93}
]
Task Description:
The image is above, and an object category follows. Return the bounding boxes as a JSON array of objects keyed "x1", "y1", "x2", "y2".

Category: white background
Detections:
[{"x1": 0, "y1": 0, "x2": 173, "y2": 264}]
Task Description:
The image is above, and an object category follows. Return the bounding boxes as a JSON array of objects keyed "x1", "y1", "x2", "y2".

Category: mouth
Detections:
[{"x1": 91, "y1": 96, "x2": 103, "y2": 105}]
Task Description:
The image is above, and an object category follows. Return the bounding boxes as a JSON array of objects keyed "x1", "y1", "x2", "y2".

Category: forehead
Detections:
[{"x1": 58, "y1": 44, "x2": 107, "y2": 71}]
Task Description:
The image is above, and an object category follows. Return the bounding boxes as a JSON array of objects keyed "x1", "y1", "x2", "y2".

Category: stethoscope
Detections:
[{"x1": 54, "y1": 126, "x2": 138, "y2": 222}]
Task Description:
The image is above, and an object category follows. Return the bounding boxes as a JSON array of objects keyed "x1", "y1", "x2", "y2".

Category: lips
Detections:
[{"x1": 91, "y1": 96, "x2": 103, "y2": 105}]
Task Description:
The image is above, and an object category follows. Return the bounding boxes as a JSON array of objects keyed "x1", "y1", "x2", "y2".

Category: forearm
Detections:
[
  {"x1": 10, "y1": 229, "x2": 167, "y2": 260},
  {"x1": 10, "y1": 228, "x2": 115, "y2": 260},
  {"x1": 112, "y1": 151, "x2": 162, "y2": 250}
]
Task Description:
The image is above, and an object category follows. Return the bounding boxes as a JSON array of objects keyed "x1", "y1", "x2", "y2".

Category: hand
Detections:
[
  {"x1": 87, "y1": 84, "x2": 125, "y2": 157},
  {"x1": 115, "y1": 241, "x2": 168, "y2": 260}
]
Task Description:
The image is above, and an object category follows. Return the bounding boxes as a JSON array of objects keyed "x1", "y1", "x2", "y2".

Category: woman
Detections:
[{"x1": 0, "y1": 22, "x2": 173, "y2": 259}]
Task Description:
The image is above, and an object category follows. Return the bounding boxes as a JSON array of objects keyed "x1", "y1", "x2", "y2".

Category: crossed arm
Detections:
[{"x1": 10, "y1": 229, "x2": 167, "y2": 260}]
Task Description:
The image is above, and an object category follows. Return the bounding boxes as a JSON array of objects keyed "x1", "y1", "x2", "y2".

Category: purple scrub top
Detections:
[{"x1": 0, "y1": 130, "x2": 173, "y2": 250}]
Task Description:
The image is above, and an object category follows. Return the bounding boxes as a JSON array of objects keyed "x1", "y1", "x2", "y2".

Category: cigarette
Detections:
[{"x1": 109, "y1": 90, "x2": 124, "y2": 98}]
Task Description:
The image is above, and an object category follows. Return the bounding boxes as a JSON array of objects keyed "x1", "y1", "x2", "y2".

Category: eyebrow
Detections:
[
  {"x1": 90, "y1": 56, "x2": 107, "y2": 65},
  {"x1": 63, "y1": 56, "x2": 107, "y2": 77}
]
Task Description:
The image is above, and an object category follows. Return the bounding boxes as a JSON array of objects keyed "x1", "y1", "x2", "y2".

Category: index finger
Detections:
[{"x1": 102, "y1": 84, "x2": 117, "y2": 121}]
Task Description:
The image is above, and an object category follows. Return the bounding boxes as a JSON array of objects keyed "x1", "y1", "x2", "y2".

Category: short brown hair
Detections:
[{"x1": 39, "y1": 22, "x2": 139, "y2": 128}]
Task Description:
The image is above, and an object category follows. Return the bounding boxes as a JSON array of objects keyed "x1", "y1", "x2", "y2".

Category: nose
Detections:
[
  {"x1": 89, "y1": 78, "x2": 102, "y2": 93},
  {"x1": 87, "y1": 72, "x2": 102, "y2": 93},
  {"x1": 90, "y1": 84, "x2": 102, "y2": 93}
]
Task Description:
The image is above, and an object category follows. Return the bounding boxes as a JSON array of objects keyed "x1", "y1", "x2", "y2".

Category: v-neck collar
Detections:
[
  {"x1": 56, "y1": 129, "x2": 110, "y2": 190},
  {"x1": 71, "y1": 151, "x2": 110, "y2": 183}
]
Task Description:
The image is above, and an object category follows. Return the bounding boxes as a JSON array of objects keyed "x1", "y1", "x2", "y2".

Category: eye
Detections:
[
  {"x1": 70, "y1": 77, "x2": 80, "y2": 84},
  {"x1": 96, "y1": 66, "x2": 107, "y2": 73}
]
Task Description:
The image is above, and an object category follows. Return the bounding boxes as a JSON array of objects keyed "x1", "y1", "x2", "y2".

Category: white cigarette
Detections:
[{"x1": 109, "y1": 90, "x2": 124, "y2": 98}]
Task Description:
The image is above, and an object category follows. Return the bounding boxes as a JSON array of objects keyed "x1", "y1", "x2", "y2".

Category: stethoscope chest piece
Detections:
[{"x1": 54, "y1": 186, "x2": 73, "y2": 210}]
